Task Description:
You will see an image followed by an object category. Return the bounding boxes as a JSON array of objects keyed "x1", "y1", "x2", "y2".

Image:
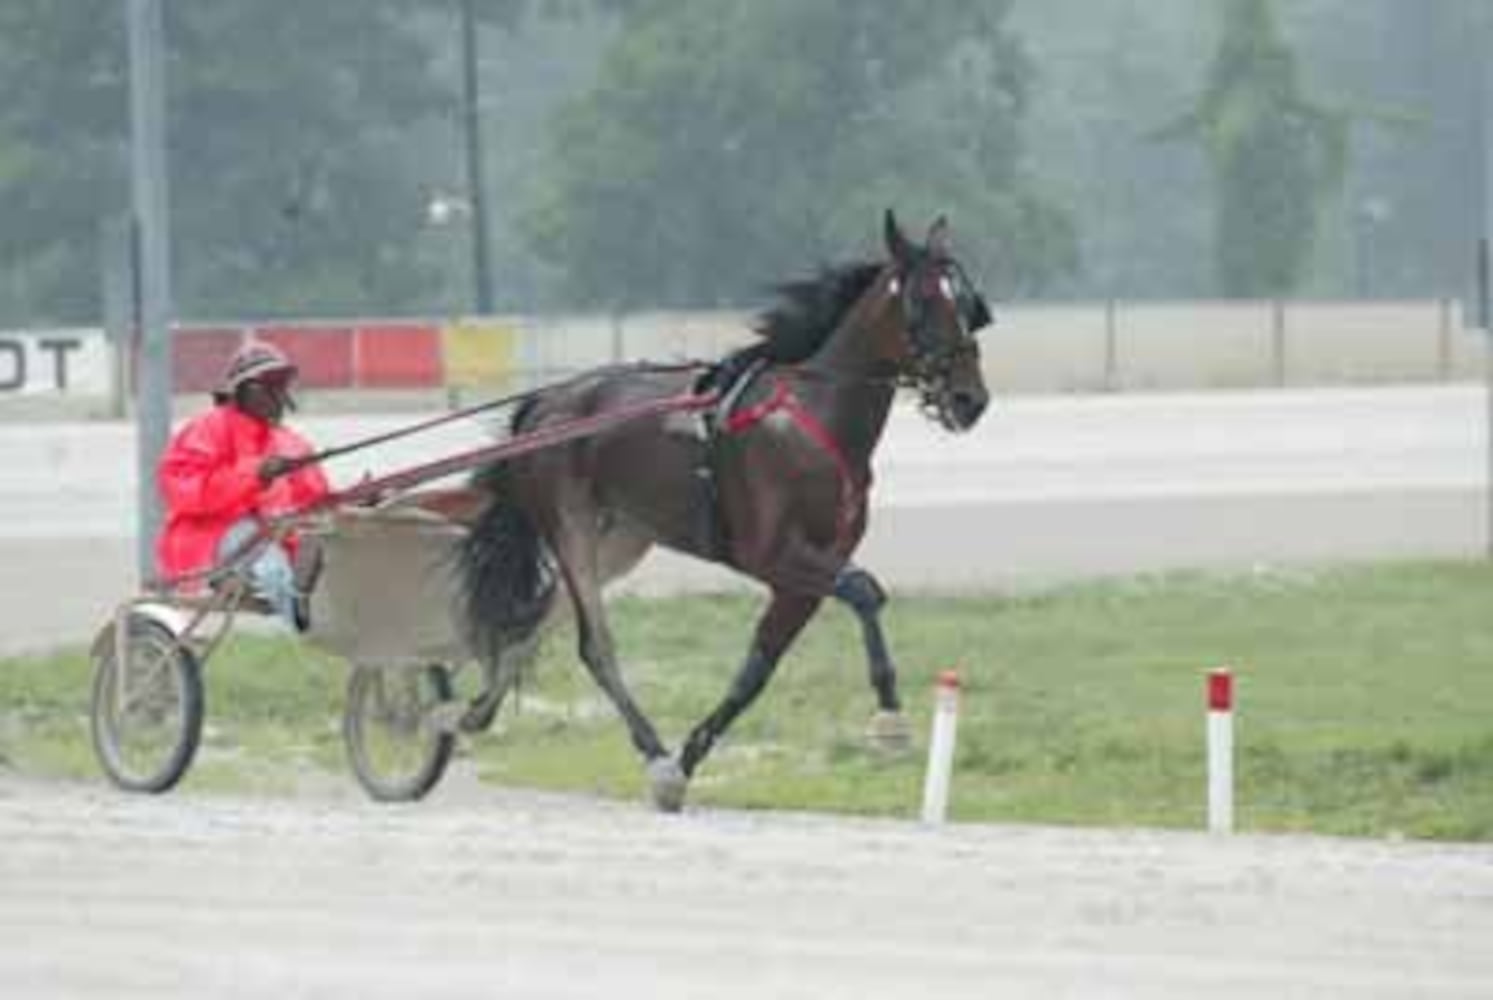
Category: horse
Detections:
[{"x1": 459, "y1": 210, "x2": 993, "y2": 811}]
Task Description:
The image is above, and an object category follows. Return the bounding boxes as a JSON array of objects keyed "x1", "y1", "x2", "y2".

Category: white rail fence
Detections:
[
  {"x1": 586, "y1": 298, "x2": 1488, "y2": 394},
  {"x1": 2, "y1": 298, "x2": 1488, "y2": 415}
]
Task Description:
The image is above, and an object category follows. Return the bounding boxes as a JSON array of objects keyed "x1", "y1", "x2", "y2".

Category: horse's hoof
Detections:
[
  {"x1": 458, "y1": 695, "x2": 502, "y2": 735},
  {"x1": 646, "y1": 757, "x2": 688, "y2": 813},
  {"x1": 865, "y1": 710, "x2": 913, "y2": 755}
]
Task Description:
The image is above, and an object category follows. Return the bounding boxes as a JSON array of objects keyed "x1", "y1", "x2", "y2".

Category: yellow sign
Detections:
[{"x1": 443, "y1": 319, "x2": 517, "y2": 389}]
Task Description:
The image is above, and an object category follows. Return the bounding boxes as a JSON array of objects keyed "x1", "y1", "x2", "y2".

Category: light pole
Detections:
[
  {"x1": 127, "y1": 0, "x2": 173, "y2": 582},
  {"x1": 1480, "y1": 33, "x2": 1493, "y2": 559},
  {"x1": 460, "y1": 0, "x2": 494, "y2": 316},
  {"x1": 1355, "y1": 196, "x2": 1390, "y2": 299}
]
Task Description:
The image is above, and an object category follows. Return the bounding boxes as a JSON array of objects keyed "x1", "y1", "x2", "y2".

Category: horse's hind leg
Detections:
[
  {"x1": 833, "y1": 564, "x2": 911, "y2": 752},
  {"x1": 459, "y1": 628, "x2": 539, "y2": 734},
  {"x1": 678, "y1": 589, "x2": 822, "y2": 780},
  {"x1": 547, "y1": 521, "x2": 679, "y2": 807},
  {"x1": 464, "y1": 519, "x2": 650, "y2": 736}
]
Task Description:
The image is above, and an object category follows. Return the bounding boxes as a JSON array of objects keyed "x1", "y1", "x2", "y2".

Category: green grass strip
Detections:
[{"x1": 3, "y1": 558, "x2": 1490, "y2": 840}]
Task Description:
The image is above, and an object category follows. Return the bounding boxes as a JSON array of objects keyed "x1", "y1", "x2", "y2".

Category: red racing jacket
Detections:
[{"x1": 155, "y1": 404, "x2": 331, "y2": 579}]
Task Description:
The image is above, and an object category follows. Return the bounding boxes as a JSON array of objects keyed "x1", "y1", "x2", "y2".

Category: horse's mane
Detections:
[{"x1": 747, "y1": 259, "x2": 883, "y2": 363}]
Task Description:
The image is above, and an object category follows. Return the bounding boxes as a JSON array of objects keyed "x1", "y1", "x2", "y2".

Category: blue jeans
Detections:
[{"x1": 217, "y1": 517, "x2": 297, "y2": 625}]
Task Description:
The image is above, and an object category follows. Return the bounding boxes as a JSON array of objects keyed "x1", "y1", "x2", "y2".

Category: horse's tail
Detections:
[{"x1": 458, "y1": 459, "x2": 556, "y2": 669}]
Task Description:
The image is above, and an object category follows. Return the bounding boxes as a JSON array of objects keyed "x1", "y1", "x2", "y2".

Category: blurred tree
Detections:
[
  {"x1": 0, "y1": 1, "x2": 453, "y2": 325},
  {"x1": 1291, "y1": 0, "x2": 1487, "y2": 299},
  {"x1": 523, "y1": 0, "x2": 1074, "y2": 309},
  {"x1": 167, "y1": 3, "x2": 454, "y2": 319},
  {"x1": 0, "y1": 2, "x2": 128, "y2": 324},
  {"x1": 1016, "y1": 0, "x2": 1213, "y2": 299},
  {"x1": 1153, "y1": 0, "x2": 1351, "y2": 297}
]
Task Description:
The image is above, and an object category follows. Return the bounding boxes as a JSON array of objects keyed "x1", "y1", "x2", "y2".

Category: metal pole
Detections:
[
  {"x1": 1487, "y1": 306, "x2": 1493, "y2": 559},
  {"x1": 1481, "y1": 240, "x2": 1492, "y2": 558},
  {"x1": 1271, "y1": 298, "x2": 1287, "y2": 388},
  {"x1": 1481, "y1": 37, "x2": 1493, "y2": 559},
  {"x1": 460, "y1": 0, "x2": 494, "y2": 315},
  {"x1": 1103, "y1": 298, "x2": 1118, "y2": 392},
  {"x1": 127, "y1": 0, "x2": 174, "y2": 583},
  {"x1": 98, "y1": 216, "x2": 132, "y2": 420}
]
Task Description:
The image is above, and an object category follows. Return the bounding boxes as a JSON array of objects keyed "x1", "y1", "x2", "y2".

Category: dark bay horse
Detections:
[{"x1": 459, "y1": 210, "x2": 992, "y2": 810}]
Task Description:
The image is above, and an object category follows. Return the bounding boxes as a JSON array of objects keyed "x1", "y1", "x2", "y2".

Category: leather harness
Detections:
[{"x1": 701, "y1": 361, "x2": 863, "y2": 559}]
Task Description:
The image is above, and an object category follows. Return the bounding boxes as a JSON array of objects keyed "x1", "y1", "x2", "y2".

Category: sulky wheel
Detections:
[
  {"x1": 89, "y1": 614, "x2": 205, "y2": 794},
  {"x1": 343, "y1": 664, "x2": 456, "y2": 803}
]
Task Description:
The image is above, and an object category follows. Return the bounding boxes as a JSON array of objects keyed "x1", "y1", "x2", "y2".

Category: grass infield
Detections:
[{"x1": 3, "y1": 558, "x2": 1490, "y2": 840}]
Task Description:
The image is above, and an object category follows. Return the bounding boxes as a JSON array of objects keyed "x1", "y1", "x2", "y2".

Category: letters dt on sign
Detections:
[{"x1": 0, "y1": 331, "x2": 110, "y2": 395}]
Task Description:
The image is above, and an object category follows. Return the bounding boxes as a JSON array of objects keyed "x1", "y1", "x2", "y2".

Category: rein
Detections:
[
  {"x1": 306, "y1": 388, "x2": 719, "y2": 511},
  {"x1": 278, "y1": 361, "x2": 712, "y2": 474},
  {"x1": 275, "y1": 385, "x2": 542, "y2": 476}
]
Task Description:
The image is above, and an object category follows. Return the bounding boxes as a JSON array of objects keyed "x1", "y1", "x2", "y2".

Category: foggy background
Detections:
[{"x1": 1, "y1": 0, "x2": 1490, "y2": 328}]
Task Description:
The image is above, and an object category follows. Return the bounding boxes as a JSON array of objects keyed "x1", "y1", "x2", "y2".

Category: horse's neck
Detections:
[
  {"x1": 804, "y1": 286, "x2": 894, "y2": 379},
  {"x1": 825, "y1": 381, "x2": 896, "y2": 467},
  {"x1": 795, "y1": 296, "x2": 899, "y2": 466}
]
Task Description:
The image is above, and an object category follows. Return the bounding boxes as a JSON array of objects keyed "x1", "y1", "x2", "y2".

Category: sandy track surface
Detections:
[{"x1": 2, "y1": 776, "x2": 1490, "y2": 999}]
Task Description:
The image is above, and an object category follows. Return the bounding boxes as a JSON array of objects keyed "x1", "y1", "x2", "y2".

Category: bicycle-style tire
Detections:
[
  {"x1": 343, "y1": 664, "x2": 456, "y2": 803},
  {"x1": 89, "y1": 615, "x2": 205, "y2": 794}
]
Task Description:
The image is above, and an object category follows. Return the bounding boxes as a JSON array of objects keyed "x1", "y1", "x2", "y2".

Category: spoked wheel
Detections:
[
  {"x1": 343, "y1": 664, "x2": 456, "y2": 803},
  {"x1": 89, "y1": 614, "x2": 204, "y2": 794}
]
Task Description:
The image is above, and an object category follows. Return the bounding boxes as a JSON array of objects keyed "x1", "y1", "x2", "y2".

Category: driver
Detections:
[{"x1": 155, "y1": 340, "x2": 330, "y2": 628}]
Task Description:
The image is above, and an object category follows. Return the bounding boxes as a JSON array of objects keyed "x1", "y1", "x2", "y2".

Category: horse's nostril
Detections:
[{"x1": 952, "y1": 392, "x2": 988, "y2": 427}]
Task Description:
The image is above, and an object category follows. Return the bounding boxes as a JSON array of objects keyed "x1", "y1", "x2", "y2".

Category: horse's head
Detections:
[{"x1": 880, "y1": 210, "x2": 992, "y2": 432}]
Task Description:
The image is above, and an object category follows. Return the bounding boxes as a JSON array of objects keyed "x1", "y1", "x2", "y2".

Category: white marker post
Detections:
[
  {"x1": 1207, "y1": 667, "x2": 1235, "y2": 834},
  {"x1": 920, "y1": 670, "x2": 961, "y2": 824}
]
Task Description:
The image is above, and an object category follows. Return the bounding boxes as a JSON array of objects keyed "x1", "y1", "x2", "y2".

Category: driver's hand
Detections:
[{"x1": 256, "y1": 455, "x2": 297, "y2": 484}]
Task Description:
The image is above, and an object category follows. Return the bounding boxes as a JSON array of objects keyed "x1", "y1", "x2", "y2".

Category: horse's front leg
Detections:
[
  {"x1": 833, "y1": 564, "x2": 912, "y2": 753},
  {"x1": 833, "y1": 563, "x2": 898, "y2": 710},
  {"x1": 678, "y1": 589, "x2": 822, "y2": 779}
]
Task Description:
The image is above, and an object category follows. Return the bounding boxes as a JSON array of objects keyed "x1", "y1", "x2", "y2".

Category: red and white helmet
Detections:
[{"x1": 213, "y1": 340, "x2": 297, "y2": 401}]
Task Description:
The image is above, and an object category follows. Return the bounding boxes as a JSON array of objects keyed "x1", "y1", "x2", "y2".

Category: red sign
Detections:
[
  {"x1": 356, "y1": 322, "x2": 442, "y2": 388},
  {"x1": 172, "y1": 326, "x2": 248, "y2": 394},
  {"x1": 255, "y1": 324, "x2": 355, "y2": 389}
]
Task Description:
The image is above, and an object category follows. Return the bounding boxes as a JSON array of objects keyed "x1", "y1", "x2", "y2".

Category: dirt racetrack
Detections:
[
  {"x1": 2, "y1": 774, "x2": 1489, "y2": 999},
  {"x1": 3, "y1": 387, "x2": 1490, "y2": 995}
]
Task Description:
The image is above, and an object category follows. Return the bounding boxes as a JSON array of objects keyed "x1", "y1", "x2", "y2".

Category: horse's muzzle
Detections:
[{"x1": 943, "y1": 389, "x2": 988, "y2": 431}]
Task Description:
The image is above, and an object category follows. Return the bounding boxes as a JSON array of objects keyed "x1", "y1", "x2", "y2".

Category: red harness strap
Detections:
[{"x1": 723, "y1": 374, "x2": 863, "y2": 551}]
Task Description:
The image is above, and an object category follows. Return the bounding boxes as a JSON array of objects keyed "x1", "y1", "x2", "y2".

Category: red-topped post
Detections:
[
  {"x1": 920, "y1": 670, "x2": 962, "y2": 824},
  {"x1": 1207, "y1": 667, "x2": 1235, "y2": 833}
]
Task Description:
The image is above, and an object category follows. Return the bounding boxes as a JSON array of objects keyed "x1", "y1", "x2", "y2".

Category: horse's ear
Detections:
[
  {"x1": 968, "y1": 293, "x2": 994, "y2": 332},
  {"x1": 927, "y1": 216, "x2": 952, "y2": 258},
  {"x1": 884, "y1": 209, "x2": 913, "y2": 262}
]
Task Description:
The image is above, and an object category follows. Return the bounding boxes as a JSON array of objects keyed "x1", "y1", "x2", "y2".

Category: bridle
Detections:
[{"x1": 888, "y1": 254, "x2": 992, "y2": 426}]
